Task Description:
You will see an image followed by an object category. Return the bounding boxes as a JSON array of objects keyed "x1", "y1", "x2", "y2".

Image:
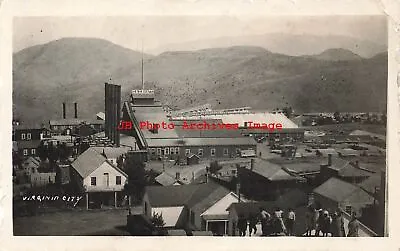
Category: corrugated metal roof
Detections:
[{"x1": 147, "y1": 137, "x2": 256, "y2": 147}]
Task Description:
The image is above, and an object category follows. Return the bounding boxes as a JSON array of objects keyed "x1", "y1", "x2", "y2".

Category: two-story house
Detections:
[
  {"x1": 13, "y1": 123, "x2": 52, "y2": 158},
  {"x1": 70, "y1": 147, "x2": 128, "y2": 209}
]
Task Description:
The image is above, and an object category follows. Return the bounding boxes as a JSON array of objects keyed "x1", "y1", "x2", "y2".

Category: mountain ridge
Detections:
[{"x1": 13, "y1": 38, "x2": 388, "y2": 124}]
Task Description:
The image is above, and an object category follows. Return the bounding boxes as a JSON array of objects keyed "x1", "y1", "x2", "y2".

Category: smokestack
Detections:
[
  {"x1": 328, "y1": 154, "x2": 332, "y2": 166},
  {"x1": 62, "y1": 102, "x2": 66, "y2": 119},
  {"x1": 74, "y1": 102, "x2": 78, "y2": 118},
  {"x1": 104, "y1": 83, "x2": 121, "y2": 147}
]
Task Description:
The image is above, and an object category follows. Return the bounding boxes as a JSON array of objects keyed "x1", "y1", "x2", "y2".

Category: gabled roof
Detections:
[
  {"x1": 313, "y1": 177, "x2": 374, "y2": 203},
  {"x1": 13, "y1": 123, "x2": 48, "y2": 130},
  {"x1": 152, "y1": 206, "x2": 185, "y2": 228},
  {"x1": 155, "y1": 172, "x2": 177, "y2": 186},
  {"x1": 146, "y1": 181, "x2": 230, "y2": 211},
  {"x1": 189, "y1": 185, "x2": 231, "y2": 214},
  {"x1": 328, "y1": 157, "x2": 372, "y2": 178},
  {"x1": 187, "y1": 153, "x2": 200, "y2": 159},
  {"x1": 250, "y1": 158, "x2": 300, "y2": 181},
  {"x1": 359, "y1": 174, "x2": 381, "y2": 195},
  {"x1": 23, "y1": 156, "x2": 41, "y2": 167},
  {"x1": 71, "y1": 148, "x2": 127, "y2": 178}
]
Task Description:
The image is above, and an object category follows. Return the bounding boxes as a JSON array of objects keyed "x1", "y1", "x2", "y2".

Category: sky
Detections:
[{"x1": 13, "y1": 15, "x2": 387, "y2": 54}]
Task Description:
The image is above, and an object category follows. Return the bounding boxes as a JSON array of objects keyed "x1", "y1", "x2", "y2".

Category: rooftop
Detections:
[
  {"x1": 313, "y1": 177, "x2": 374, "y2": 204},
  {"x1": 155, "y1": 172, "x2": 178, "y2": 186},
  {"x1": 91, "y1": 146, "x2": 130, "y2": 159},
  {"x1": 71, "y1": 147, "x2": 127, "y2": 178},
  {"x1": 50, "y1": 118, "x2": 104, "y2": 126},
  {"x1": 146, "y1": 181, "x2": 230, "y2": 209},
  {"x1": 130, "y1": 105, "x2": 179, "y2": 139},
  {"x1": 172, "y1": 112, "x2": 299, "y2": 129},
  {"x1": 247, "y1": 158, "x2": 302, "y2": 181},
  {"x1": 146, "y1": 137, "x2": 256, "y2": 147}
]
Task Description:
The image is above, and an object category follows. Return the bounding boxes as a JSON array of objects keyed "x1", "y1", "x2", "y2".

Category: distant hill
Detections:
[
  {"x1": 310, "y1": 48, "x2": 363, "y2": 61},
  {"x1": 150, "y1": 33, "x2": 387, "y2": 58},
  {"x1": 13, "y1": 37, "x2": 388, "y2": 124}
]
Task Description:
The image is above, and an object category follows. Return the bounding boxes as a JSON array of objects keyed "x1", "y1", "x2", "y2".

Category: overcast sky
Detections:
[{"x1": 13, "y1": 15, "x2": 387, "y2": 54}]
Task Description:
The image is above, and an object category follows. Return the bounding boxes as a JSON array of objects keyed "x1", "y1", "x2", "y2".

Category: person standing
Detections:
[
  {"x1": 248, "y1": 212, "x2": 258, "y2": 236},
  {"x1": 315, "y1": 208, "x2": 323, "y2": 236},
  {"x1": 273, "y1": 207, "x2": 286, "y2": 236},
  {"x1": 331, "y1": 211, "x2": 339, "y2": 237},
  {"x1": 320, "y1": 210, "x2": 332, "y2": 237},
  {"x1": 337, "y1": 210, "x2": 346, "y2": 237},
  {"x1": 259, "y1": 207, "x2": 271, "y2": 236},
  {"x1": 237, "y1": 214, "x2": 248, "y2": 237},
  {"x1": 347, "y1": 212, "x2": 359, "y2": 237},
  {"x1": 332, "y1": 209, "x2": 346, "y2": 237},
  {"x1": 286, "y1": 208, "x2": 296, "y2": 236}
]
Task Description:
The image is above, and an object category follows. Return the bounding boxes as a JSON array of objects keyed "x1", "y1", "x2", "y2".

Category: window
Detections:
[
  {"x1": 170, "y1": 147, "x2": 175, "y2": 155},
  {"x1": 23, "y1": 149, "x2": 28, "y2": 156},
  {"x1": 175, "y1": 147, "x2": 179, "y2": 154},
  {"x1": 185, "y1": 149, "x2": 191, "y2": 156},
  {"x1": 231, "y1": 170, "x2": 237, "y2": 175},
  {"x1": 21, "y1": 133, "x2": 26, "y2": 140},
  {"x1": 223, "y1": 148, "x2": 229, "y2": 156},
  {"x1": 165, "y1": 147, "x2": 170, "y2": 155},
  {"x1": 345, "y1": 205, "x2": 352, "y2": 215},
  {"x1": 157, "y1": 148, "x2": 161, "y2": 156},
  {"x1": 211, "y1": 148, "x2": 216, "y2": 156},
  {"x1": 31, "y1": 149, "x2": 36, "y2": 155},
  {"x1": 91, "y1": 177, "x2": 97, "y2": 186},
  {"x1": 198, "y1": 149, "x2": 203, "y2": 157},
  {"x1": 116, "y1": 176, "x2": 122, "y2": 185},
  {"x1": 144, "y1": 202, "x2": 148, "y2": 215},
  {"x1": 27, "y1": 133, "x2": 32, "y2": 140},
  {"x1": 236, "y1": 148, "x2": 241, "y2": 154}
]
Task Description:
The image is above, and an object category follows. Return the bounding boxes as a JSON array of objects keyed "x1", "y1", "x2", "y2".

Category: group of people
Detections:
[
  {"x1": 305, "y1": 205, "x2": 359, "y2": 237},
  {"x1": 237, "y1": 207, "x2": 297, "y2": 237},
  {"x1": 236, "y1": 205, "x2": 360, "y2": 237}
]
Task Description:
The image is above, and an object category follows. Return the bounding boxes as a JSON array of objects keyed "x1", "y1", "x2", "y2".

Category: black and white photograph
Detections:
[{"x1": 11, "y1": 15, "x2": 389, "y2": 237}]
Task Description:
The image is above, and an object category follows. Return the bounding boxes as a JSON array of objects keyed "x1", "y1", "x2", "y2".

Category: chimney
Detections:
[
  {"x1": 74, "y1": 102, "x2": 78, "y2": 118},
  {"x1": 250, "y1": 158, "x2": 255, "y2": 171},
  {"x1": 328, "y1": 154, "x2": 332, "y2": 166},
  {"x1": 175, "y1": 172, "x2": 180, "y2": 180},
  {"x1": 62, "y1": 102, "x2": 66, "y2": 119}
]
